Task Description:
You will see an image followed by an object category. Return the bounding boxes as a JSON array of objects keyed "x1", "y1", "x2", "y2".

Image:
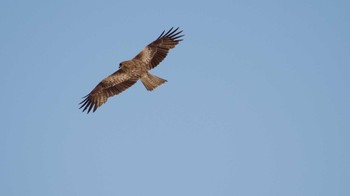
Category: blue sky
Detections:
[{"x1": 1, "y1": 0, "x2": 349, "y2": 195}]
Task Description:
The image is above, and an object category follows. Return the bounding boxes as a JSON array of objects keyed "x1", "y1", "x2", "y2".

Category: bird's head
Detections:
[{"x1": 119, "y1": 61, "x2": 130, "y2": 69}]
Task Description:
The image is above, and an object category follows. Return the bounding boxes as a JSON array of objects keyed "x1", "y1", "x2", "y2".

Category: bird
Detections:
[{"x1": 79, "y1": 27, "x2": 184, "y2": 113}]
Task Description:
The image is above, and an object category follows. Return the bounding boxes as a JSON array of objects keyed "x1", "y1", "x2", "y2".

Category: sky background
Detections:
[{"x1": 1, "y1": 0, "x2": 349, "y2": 195}]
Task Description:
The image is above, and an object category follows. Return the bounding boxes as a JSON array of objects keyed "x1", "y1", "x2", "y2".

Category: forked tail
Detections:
[{"x1": 140, "y1": 72, "x2": 167, "y2": 91}]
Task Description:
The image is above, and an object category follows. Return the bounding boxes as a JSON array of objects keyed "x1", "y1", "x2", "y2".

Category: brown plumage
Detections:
[{"x1": 79, "y1": 27, "x2": 184, "y2": 113}]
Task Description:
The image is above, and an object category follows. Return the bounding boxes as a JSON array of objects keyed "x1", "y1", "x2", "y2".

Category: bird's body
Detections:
[
  {"x1": 120, "y1": 60, "x2": 147, "y2": 77},
  {"x1": 79, "y1": 27, "x2": 184, "y2": 113}
]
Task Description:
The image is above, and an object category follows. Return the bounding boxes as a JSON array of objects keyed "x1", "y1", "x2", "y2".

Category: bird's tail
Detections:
[{"x1": 141, "y1": 72, "x2": 167, "y2": 91}]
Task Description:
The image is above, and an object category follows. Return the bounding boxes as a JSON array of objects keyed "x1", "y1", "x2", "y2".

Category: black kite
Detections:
[{"x1": 79, "y1": 27, "x2": 184, "y2": 113}]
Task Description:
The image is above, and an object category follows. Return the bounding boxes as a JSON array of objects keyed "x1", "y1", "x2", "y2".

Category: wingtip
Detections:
[
  {"x1": 157, "y1": 30, "x2": 166, "y2": 39},
  {"x1": 158, "y1": 27, "x2": 184, "y2": 40},
  {"x1": 79, "y1": 95, "x2": 93, "y2": 114}
]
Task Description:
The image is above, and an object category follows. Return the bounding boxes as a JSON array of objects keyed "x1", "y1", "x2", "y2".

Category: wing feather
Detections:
[
  {"x1": 79, "y1": 69, "x2": 138, "y2": 113},
  {"x1": 134, "y1": 27, "x2": 184, "y2": 70}
]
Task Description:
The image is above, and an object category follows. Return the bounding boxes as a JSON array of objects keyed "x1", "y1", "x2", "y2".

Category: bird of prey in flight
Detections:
[{"x1": 79, "y1": 27, "x2": 184, "y2": 113}]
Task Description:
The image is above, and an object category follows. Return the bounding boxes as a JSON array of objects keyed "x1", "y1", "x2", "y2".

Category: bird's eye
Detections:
[{"x1": 119, "y1": 63, "x2": 122, "y2": 67}]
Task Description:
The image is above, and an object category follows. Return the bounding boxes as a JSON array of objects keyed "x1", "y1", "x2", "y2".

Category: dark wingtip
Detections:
[
  {"x1": 164, "y1": 27, "x2": 174, "y2": 37},
  {"x1": 87, "y1": 102, "x2": 94, "y2": 113},
  {"x1": 157, "y1": 30, "x2": 165, "y2": 39},
  {"x1": 79, "y1": 95, "x2": 94, "y2": 114},
  {"x1": 158, "y1": 27, "x2": 184, "y2": 42}
]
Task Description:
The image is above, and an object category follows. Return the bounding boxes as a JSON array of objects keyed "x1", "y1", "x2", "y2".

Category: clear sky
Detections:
[{"x1": 1, "y1": 0, "x2": 349, "y2": 195}]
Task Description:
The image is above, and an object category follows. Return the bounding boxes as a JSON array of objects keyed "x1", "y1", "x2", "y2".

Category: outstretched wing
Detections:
[
  {"x1": 134, "y1": 27, "x2": 184, "y2": 70},
  {"x1": 79, "y1": 69, "x2": 138, "y2": 113}
]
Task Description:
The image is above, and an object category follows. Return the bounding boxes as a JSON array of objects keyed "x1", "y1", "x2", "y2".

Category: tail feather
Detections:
[{"x1": 141, "y1": 72, "x2": 167, "y2": 91}]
